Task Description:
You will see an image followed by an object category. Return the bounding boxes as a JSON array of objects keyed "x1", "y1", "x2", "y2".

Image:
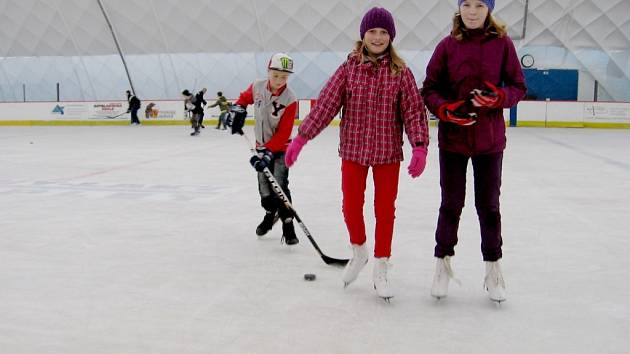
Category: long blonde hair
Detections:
[
  {"x1": 353, "y1": 40, "x2": 406, "y2": 76},
  {"x1": 451, "y1": 12, "x2": 507, "y2": 41}
]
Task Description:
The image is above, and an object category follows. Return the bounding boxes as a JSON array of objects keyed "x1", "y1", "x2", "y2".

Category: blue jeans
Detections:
[{"x1": 217, "y1": 112, "x2": 228, "y2": 129}]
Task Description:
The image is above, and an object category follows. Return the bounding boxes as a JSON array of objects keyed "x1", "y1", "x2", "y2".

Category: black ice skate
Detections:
[
  {"x1": 281, "y1": 218, "x2": 299, "y2": 246},
  {"x1": 256, "y1": 211, "x2": 278, "y2": 236}
]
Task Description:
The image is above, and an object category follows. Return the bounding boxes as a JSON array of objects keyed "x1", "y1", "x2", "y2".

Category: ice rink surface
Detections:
[{"x1": 1, "y1": 125, "x2": 629, "y2": 354}]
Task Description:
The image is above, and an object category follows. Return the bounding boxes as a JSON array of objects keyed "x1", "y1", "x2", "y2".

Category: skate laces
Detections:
[
  {"x1": 484, "y1": 262, "x2": 505, "y2": 289},
  {"x1": 349, "y1": 244, "x2": 368, "y2": 265},
  {"x1": 374, "y1": 259, "x2": 391, "y2": 284},
  {"x1": 441, "y1": 257, "x2": 461, "y2": 286}
]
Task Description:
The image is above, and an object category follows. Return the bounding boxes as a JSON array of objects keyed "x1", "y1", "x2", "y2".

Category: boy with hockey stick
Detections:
[
  {"x1": 234, "y1": 53, "x2": 299, "y2": 245},
  {"x1": 285, "y1": 7, "x2": 429, "y2": 300},
  {"x1": 421, "y1": 0, "x2": 526, "y2": 302},
  {"x1": 126, "y1": 90, "x2": 141, "y2": 125}
]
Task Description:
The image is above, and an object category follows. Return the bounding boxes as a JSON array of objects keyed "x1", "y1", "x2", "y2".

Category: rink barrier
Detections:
[
  {"x1": 0, "y1": 100, "x2": 629, "y2": 128},
  {"x1": 515, "y1": 101, "x2": 630, "y2": 128}
]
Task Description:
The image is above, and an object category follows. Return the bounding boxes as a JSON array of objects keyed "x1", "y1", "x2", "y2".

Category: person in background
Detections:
[
  {"x1": 284, "y1": 7, "x2": 429, "y2": 301},
  {"x1": 209, "y1": 91, "x2": 231, "y2": 130},
  {"x1": 234, "y1": 53, "x2": 299, "y2": 246},
  {"x1": 126, "y1": 90, "x2": 141, "y2": 125},
  {"x1": 421, "y1": 0, "x2": 526, "y2": 303},
  {"x1": 196, "y1": 88, "x2": 208, "y2": 129},
  {"x1": 182, "y1": 89, "x2": 201, "y2": 136}
]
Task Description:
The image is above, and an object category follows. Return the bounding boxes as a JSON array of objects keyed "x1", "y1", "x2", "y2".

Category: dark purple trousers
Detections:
[{"x1": 435, "y1": 149, "x2": 503, "y2": 262}]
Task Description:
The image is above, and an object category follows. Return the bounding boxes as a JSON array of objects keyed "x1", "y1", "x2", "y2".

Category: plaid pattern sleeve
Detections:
[
  {"x1": 400, "y1": 67, "x2": 429, "y2": 147},
  {"x1": 297, "y1": 62, "x2": 347, "y2": 140},
  {"x1": 301, "y1": 55, "x2": 428, "y2": 166},
  {"x1": 337, "y1": 56, "x2": 427, "y2": 165}
]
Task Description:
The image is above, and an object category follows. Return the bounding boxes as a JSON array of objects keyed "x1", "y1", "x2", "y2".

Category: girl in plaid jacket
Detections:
[{"x1": 285, "y1": 7, "x2": 429, "y2": 300}]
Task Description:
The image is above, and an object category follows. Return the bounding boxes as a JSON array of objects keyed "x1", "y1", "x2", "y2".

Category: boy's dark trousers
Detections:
[
  {"x1": 257, "y1": 152, "x2": 292, "y2": 220},
  {"x1": 130, "y1": 108, "x2": 140, "y2": 124},
  {"x1": 190, "y1": 113, "x2": 201, "y2": 133},
  {"x1": 434, "y1": 149, "x2": 504, "y2": 261}
]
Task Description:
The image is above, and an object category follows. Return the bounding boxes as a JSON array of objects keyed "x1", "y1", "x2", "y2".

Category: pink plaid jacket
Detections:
[{"x1": 298, "y1": 54, "x2": 429, "y2": 166}]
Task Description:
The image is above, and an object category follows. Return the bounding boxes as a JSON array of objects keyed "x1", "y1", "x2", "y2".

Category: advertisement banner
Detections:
[
  {"x1": 141, "y1": 101, "x2": 183, "y2": 120},
  {"x1": 583, "y1": 103, "x2": 630, "y2": 123},
  {"x1": 35, "y1": 101, "x2": 188, "y2": 121},
  {"x1": 48, "y1": 102, "x2": 89, "y2": 120},
  {"x1": 89, "y1": 102, "x2": 127, "y2": 119}
]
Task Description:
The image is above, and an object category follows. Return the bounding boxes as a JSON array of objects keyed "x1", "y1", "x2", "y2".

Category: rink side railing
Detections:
[{"x1": 0, "y1": 99, "x2": 629, "y2": 128}]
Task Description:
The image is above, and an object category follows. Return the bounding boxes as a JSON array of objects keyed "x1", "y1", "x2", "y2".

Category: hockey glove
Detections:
[
  {"x1": 407, "y1": 146, "x2": 428, "y2": 178},
  {"x1": 250, "y1": 147, "x2": 274, "y2": 172},
  {"x1": 231, "y1": 106, "x2": 247, "y2": 135},
  {"x1": 437, "y1": 100, "x2": 477, "y2": 126},
  {"x1": 471, "y1": 81, "x2": 505, "y2": 109},
  {"x1": 285, "y1": 135, "x2": 308, "y2": 168}
]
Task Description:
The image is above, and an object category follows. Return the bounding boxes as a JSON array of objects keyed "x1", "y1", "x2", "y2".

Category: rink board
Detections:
[{"x1": 1, "y1": 100, "x2": 630, "y2": 128}]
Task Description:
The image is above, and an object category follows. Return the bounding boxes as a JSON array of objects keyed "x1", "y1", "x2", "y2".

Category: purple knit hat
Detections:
[
  {"x1": 360, "y1": 7, "x2": 396, "y2": 40},
  {"x1": 458, "y1": 0, "x2": 495, "y2": 12}
]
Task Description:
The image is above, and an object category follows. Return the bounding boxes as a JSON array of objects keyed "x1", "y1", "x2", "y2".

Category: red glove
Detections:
[
  {"x1": 407, "y1": 146, "x2": 428, "y2": 178},
  {"x1": 437, "y1": 101, "x2": 477, "y2": 126},
  {"x1": 284, "y1": 135, "x2": 308, "y2": 167},
  {"x1": 471, "y1": 81, "x2": 505, "y2": 109}
]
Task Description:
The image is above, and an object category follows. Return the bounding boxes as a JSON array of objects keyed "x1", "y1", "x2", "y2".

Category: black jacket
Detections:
[
  {"x1": 192, "y1": 91, "x2": 206, "y2": 114},
  {"x1": 128, "y1": 95, "x2": 141, "y2": 110}
]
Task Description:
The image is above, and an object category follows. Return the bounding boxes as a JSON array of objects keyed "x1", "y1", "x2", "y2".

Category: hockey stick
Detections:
[
  {"x1": 241, "y1": 132, "x2": 349, "y2": 266},
  {"x1": 105, "y1": 112, "x2": 127, "y2": 119}
]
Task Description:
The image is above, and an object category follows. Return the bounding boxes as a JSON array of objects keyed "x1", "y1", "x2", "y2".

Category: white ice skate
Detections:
[
  {"x1": 373, "y1": 257, "x2": 394, "y2": 302},
  {"x1": 484, "y1": 260, "x2": 506, "y2": 303},
  {"x1": 430, "y1": 256, "x2": 458, "y2": 300},
  {"x1": 342, "y1": 243, "x2": 368, "y2": 287}
]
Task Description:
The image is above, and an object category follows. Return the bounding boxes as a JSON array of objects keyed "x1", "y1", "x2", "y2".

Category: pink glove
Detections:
[
  {"x1": 407, "y1": 146, "x2": 428, "y2": 178},
  {"x1": 285, "y1": 135, "x2": 308, "y2": 167}
]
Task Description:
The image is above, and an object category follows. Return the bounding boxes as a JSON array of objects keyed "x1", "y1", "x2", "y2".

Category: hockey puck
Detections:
[{"x1": 304, "y1": 273, "x2": 316, "y2": 281}]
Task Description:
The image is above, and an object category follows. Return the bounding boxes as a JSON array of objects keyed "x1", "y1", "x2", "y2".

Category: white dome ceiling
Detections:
[{"x1": 0, "y1": 0, "x2": 629, "y2": 101}]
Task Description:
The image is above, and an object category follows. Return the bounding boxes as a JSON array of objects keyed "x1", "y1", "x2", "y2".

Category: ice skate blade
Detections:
[
  {"x1": 490, "y1": 298, "x2": 506, "y2": 304},
  {"x1": 374, "y1": 285, "x2": 393, "y2": 303},
  {"x1": 431, "y1": 294, "x2": 447, "y2": 301},
  {"x1": 379, "y1": 296, "x2": 393, "y2": 303}
]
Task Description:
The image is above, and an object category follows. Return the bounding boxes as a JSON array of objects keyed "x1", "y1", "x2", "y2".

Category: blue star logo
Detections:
[{"x1": 52, "y1": 105, "x2": 65, "y2": 115}]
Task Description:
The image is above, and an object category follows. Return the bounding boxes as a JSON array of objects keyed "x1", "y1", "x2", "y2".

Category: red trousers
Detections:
[{"x1": 341, "y1": 160, "x2": 400, "y2": 258}]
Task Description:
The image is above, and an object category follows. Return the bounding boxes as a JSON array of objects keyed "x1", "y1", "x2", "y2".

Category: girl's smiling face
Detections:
[
  {"x1": 459, "y1": 0, "x2": 490, "y2": 30},
  {"x1": 363, "y1": 28, "x2": 391, "y2": 56}
]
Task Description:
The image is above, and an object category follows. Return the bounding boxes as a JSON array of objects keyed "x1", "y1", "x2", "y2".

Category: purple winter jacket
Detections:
[{"x1": 421, "y1": 30, "x2": 526, "y2": 156}]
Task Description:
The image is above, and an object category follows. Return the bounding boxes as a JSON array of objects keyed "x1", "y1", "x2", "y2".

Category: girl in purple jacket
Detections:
[
  {"x1": 284, "y1": 7, "x2": 429, "y2": 301},
  {"x1": 421, "y1": 0, "x2": 526, "y2": 303}
]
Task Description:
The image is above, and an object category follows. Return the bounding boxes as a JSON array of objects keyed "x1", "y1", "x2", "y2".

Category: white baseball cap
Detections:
[{"x1": 268, "y1": 53, "x2": 294, "y2": 73}]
